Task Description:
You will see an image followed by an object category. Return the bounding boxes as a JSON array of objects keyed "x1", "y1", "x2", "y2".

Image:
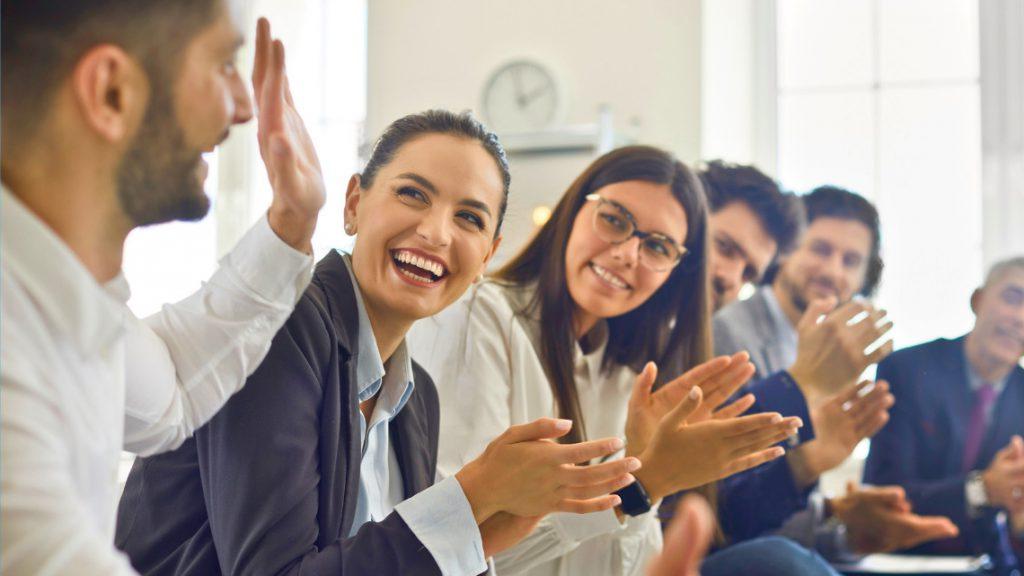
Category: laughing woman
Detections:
[
  {"x1": 409, "y1": 146, "x2": 804, "y2": 575},
  {"x1": 115, "y1": 111, "x2": 640, "y2": 576}
]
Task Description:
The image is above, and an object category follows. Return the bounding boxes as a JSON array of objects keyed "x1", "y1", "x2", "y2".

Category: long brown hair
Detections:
[{"x1": 495, "y1": 145, "x2": 713, "y2": 445}]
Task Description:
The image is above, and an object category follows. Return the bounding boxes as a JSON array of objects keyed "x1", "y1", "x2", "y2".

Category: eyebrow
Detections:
[
  {"x1": 395, "y1": 172, "x2": 493, "y2": 218},
  {"x1": 717, "y1": 231, "x2": 751, "y2": 261}
]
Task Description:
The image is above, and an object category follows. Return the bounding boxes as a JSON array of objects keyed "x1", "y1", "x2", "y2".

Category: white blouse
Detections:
[{"x1": 408, "y1": 280, "x2": 662, "y2": 576}]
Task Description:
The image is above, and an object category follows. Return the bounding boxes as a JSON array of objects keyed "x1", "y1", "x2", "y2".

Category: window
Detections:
[{"x1": 775, "y1": 0, "x2": 983, "y2": 349}]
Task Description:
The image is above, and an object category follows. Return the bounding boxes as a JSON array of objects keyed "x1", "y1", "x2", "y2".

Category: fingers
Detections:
[
  {"x1": 555, "y1": 495, "x2": 622, "y2": 514},
  {"x1": 629, "y1": 362, "x2": 658, "y2": 408},
  {"x1": 554, "y1": 436, "x2": 627, "y2": 465},
  {"x1": 499, "y1": 418, "x2": 574, "y2": 444},
  {"x1": 797, "y1": 298, "x2": 837, "y2": 332},
  {"x1": 863, "y1": 485, "x2": 909, "y2": 510},
  {"x1": 560, "y1": 456, "x2": 641, "y2": 485},
  {"x1": 655, "y1": 357, "x2": 729, "y2": 404},
  {"x1": 560, "y1": 473, "x2": 636, "y2": 500},
  {"x1": 719, "y1": 412, "x2": 798, "y2": 439},
  {"x1": 722, "y1": 446, "x2": 787, "y2": 477},
  {"x1": 701, "y1": 360, "x2": 755, "y2": 412},
  {"x1": 834, "y1": 379, "x2": 874, "y2": 406},
  {"x1": 252, "y1": 17, "x2": 271, "y2": 96},
  {"x1": 713, "y1": 393, "x2": 755, "y2": 420},
  {"x1": 831, "y1": 300, "x2": 872, "y2": 326},
  {"x1": 895, "y1": 515, "x2": 960, "y2": 547},
  {"x1": 851, "y1": 309, "x2": 892, "y2": 344},
  {"x1": 664, "y1": 386, "x2": 703, "y2": 428},
  {"x1": 866, "y1": 339, "x2": 895, "y2": 365},
  {"x1": 728, "y1": 419, "x2": 802, "y2": 458}
]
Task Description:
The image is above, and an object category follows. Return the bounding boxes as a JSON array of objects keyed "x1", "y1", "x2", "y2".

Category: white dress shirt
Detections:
[
  {"x1": 0, "y1": 186, "x2": 312, "y2": 575},
  {"x1": 409, "y1": 280, "x2": 662, "y2": 576},
  {"x1": 342, "y1": 256, "x2": 487, "y2": 574}
]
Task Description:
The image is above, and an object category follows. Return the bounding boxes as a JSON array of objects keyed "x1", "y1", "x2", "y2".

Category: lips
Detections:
[
  {"x1": 391, "y1": 248, "x2": 449, "y2": 285},
  {"x1": 589, "y1": 262, "x2": 631, "y2": 290}
]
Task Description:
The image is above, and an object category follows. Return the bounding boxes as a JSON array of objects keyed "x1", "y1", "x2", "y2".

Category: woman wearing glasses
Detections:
[{"x1": 409, "y1": 146, "x2": 815, "y2": 575}]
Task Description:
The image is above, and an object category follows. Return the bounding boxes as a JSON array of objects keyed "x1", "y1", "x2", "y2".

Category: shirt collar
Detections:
[
  {"x1": 1, "y1": 184, "x2": 127, "y2": 355},
  {"x1": 964, "y1": 346, "x2": 1011, "y2": 396},
  {"x1": 341, "y1": 253, "x2": 415, "y2": 418}
]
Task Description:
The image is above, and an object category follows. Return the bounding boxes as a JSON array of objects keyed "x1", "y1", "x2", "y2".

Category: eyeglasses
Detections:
[{"x1": 585, "y1": 193, "x2": 687, "y2": 272}]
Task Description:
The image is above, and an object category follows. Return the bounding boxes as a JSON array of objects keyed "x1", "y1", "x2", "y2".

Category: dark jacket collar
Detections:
[{"x1": 310, "y1": 250, "x2": 360, "y2": 358}]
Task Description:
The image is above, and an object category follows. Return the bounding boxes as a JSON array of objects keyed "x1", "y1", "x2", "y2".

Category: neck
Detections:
[
  {"x1": 572, "y1": 308, "x2": 599, "y2": 342},
  {"x1": 772, "y1": 281, "x2": 802, "y2": 327},
  {"x1": 355, "y1": 279, "x2": 413, "y2": 364},
  {"x1": 965, "y1": 331, "x2": 1015, "y2": 384},
  {"x1": 3, "y1": 141, "x2": 131, "y2": 284}
]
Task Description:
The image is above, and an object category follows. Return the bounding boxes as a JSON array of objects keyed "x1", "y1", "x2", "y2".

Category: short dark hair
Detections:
[
  {"x1": 361, "y1": 110, "x2": 511, "y2": 235},
  {"x1": 2, "y1": 0, "x2": 218, "y2": 143},
  {"x1": 699, "y1": 159, "x2": 804, "y2": 255},
  {"x1": 804, "y1": 185, "x2": 884, "y2": 297}
]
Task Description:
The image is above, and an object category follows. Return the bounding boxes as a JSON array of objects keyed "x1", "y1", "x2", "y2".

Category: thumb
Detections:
[
  {"x1": 498, "y1": 417, "x2": 573, "y2": 444},
  {"x1": 630, "y1": 362, "x2": 658, "y2": 407},
  {"x1": 797, "y1": 297, "x2": 837, "y2": 333},
  {"x1": 666, "y1": 386, "x2": 703, "y2": 428},
  {"x1": 1012, "y1": 435, "x2": 1024, "y2": 456}
]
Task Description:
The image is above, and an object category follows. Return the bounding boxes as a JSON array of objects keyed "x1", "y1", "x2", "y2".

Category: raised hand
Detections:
[
  {"x1": 646, "y1": 494, "x2": 715, "y2": 576},
  {"x1": 455, "y1": 418, "x2": 641, "y2": 523},
  {"x1": 788, "y1": 380, "x2": 893, "y2": 488},
  {"x1": 625, "y1": 354, "x2": 756, "y2": 458},
  {"x1": 632, "y1": 387, "x2": 802, "y2": 502},
  {"x1": 983, "y1": 435, "x2": 1024, "y2": 513},
  {"x1": 252, "y1": 17, "x2": 326, "y2": 253},
  {"x1": 832, "y1": 482, "x2": 959, "y2": 554},
  {"x1": 788, "y1": 298, "x2": 894, "y2": 407}
]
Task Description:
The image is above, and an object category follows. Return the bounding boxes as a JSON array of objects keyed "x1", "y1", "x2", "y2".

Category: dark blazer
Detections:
[
  {"x1": 116, "y1": 250, "x2": 443, "y2": 575},
  {"x1": 864, "y1": 336, "x2": 1024, "y2": 554}
]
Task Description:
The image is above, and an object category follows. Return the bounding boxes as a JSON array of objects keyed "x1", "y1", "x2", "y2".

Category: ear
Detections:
[
  {"x1": 970, "y1": 288, "x2": 982, "y2": 316},
  {"x1": 70, "y1": 45, "x2": 147, "y2": 144},
  {"x1": 343, "y1": 174, "x2": 363, "y2": 234}
]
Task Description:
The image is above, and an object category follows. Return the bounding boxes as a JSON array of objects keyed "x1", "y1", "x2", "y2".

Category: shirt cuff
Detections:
[
  {"x1": 749, "y1": 371, "x2": 815, "y2": 444},
  {"x1": 221, "y1": 214, "x2": 313, "y2": 306},
  {"x1": 395, "y1": 476, "x2": 487, "y2": 576}
]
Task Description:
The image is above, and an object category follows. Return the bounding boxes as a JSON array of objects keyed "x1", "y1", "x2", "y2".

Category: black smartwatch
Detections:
[{"x1": 615, "y1": 479, "x2": 652, "y2": 516}]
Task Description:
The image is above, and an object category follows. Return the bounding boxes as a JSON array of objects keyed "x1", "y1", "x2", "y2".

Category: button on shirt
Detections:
[
  {"x1": 1, "y1": 186, "x2": 313, "y2": 575},
  {"x1": 342, "y1": 256, "x2": 487, "y2": 575}
]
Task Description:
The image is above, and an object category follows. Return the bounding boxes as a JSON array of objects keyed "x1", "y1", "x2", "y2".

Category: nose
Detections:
[
  {"x1": 230, "y1": 73, "x2": 254, "y2": 125},
  {"x1": 416, "y1": 208, "x2": 452, "y2": 247},
  {"x1": 714, "y1": 258, "x2": 742, "y2": 295},
  {"x1": 610, "y1": 236, "x2": 641, "y2": 269}
]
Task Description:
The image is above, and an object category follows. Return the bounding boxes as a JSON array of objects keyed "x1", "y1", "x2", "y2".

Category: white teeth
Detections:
[
  {"x1": 591, "y1": 263, "x2": 628, "y2": 289},
  {"x1": 393, "y1": 250, "x2": 445, "y2": 279}
]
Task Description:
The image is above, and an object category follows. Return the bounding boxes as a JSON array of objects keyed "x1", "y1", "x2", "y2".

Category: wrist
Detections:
[
  {"x1": 786, "y1": 365, "x2": 822, "y2": 408},
  {"x1": 455, "y1": 462, "x2": 498, "y2": 524},
  {"x1": 786, "y1": 447, "x2": 820, "y2": 490},
  {"x1": 267, "y1": 206, "x2": 316, "y2": 254},
  {"x1": 632, "y1": 455, "x2": 669, "y2": 503}
]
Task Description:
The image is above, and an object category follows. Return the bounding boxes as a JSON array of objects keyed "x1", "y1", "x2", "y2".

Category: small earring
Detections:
[
  {"x1": 475, "y1": 273, "x2": 484, "y2": 283},
  {"x1": 345, "y1": 223, "x2": 354, "y2": 235}
]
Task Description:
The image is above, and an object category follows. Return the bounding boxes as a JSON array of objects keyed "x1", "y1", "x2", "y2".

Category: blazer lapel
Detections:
[
  {"x1": 977, "y1": 366, "x2": 1024, "y2": 469},
  {"x1": 940, "y1": 337, "x2": 978, "y2": 474},
  {"x1": 390, "y1": 384, "x2": 434, "y2": 499}
]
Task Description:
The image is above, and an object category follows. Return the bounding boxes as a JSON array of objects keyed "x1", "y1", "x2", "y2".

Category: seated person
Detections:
[
  {"x1": 695, "y1": 174, "x2": 955, "y2": 557},
  {"x1": 115, "y1": 109, "x2": 638, "y2": 575},
  {"x1": 865, "y1": 256, "x2": 1024, "y2": 560},
  {"x1": 409, "y1": 146, "x2": 820, "y2": 576}
]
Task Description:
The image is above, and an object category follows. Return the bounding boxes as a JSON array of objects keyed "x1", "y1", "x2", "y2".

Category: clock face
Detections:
[{"x1": 482, "y1": 60, "x2": 559, "y2": 132}]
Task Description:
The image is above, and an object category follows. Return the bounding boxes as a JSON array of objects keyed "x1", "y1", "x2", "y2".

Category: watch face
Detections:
[{"x1": 482, "y1": 60, "x2": 559, "y2": 132}]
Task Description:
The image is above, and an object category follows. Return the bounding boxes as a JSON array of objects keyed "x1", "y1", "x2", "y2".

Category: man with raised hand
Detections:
[{"x1": 1, "y1": 2, "x2": 324, "y2": 573}]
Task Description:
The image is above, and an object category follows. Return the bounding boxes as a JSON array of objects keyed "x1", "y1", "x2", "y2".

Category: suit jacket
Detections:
[
  {"x1": 864, "y1": 336, "x2": 1024, "y2": 554},
  {"x1": 714, "y1": 286, "x2": 796, "y2": 380},
  {"x1": 116, "y1": 251, "x2": 443, "y2": 575}
]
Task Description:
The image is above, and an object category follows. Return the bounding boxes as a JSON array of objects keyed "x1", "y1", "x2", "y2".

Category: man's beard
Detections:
[{"x1": 116, "y1": 85, "x2": 210, "y2": 227}]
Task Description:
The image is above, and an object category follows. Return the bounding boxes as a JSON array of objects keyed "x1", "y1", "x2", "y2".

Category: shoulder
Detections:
[{"x1": 882, "y1": 337, "x2": 955, "y2": 371}]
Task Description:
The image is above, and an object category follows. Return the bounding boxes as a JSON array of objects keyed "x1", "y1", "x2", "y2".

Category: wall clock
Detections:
[{"x1": 482, "y1": 60, "x2": 560, "y2": 133}]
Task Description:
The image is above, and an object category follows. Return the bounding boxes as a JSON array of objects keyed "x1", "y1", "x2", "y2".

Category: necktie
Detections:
[{"x1": 963, "y1": 383, "x2": 998, "y2": 473}]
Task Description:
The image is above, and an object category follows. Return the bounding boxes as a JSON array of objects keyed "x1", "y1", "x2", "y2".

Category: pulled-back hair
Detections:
[
  {"x1": 360, "y1": 110, "x2": 511, "y2": 235},
  {"x1": 700, "y1": 160, "x2": 805, "y2": 256},
  {"x1": 2, "y1": 1, "x2": 217, "y2": 143},
  {"x1": 496, "y1": 145, "x2": 712, "y2": 444}
]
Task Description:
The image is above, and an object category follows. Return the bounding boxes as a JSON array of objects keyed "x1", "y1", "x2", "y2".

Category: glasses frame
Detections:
[{"x1": 584, "y1": 193, "x2": 687, "y2": 272}]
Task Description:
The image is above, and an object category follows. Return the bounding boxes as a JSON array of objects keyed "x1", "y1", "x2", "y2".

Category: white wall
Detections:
[{"x1": 367, "y1": 0, "x2": 702, "y2": 262}]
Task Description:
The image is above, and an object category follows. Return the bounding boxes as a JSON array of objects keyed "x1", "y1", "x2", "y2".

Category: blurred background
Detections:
[{"x1": 120, "y1": 0, "x2": 1024, "y2": 491}]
